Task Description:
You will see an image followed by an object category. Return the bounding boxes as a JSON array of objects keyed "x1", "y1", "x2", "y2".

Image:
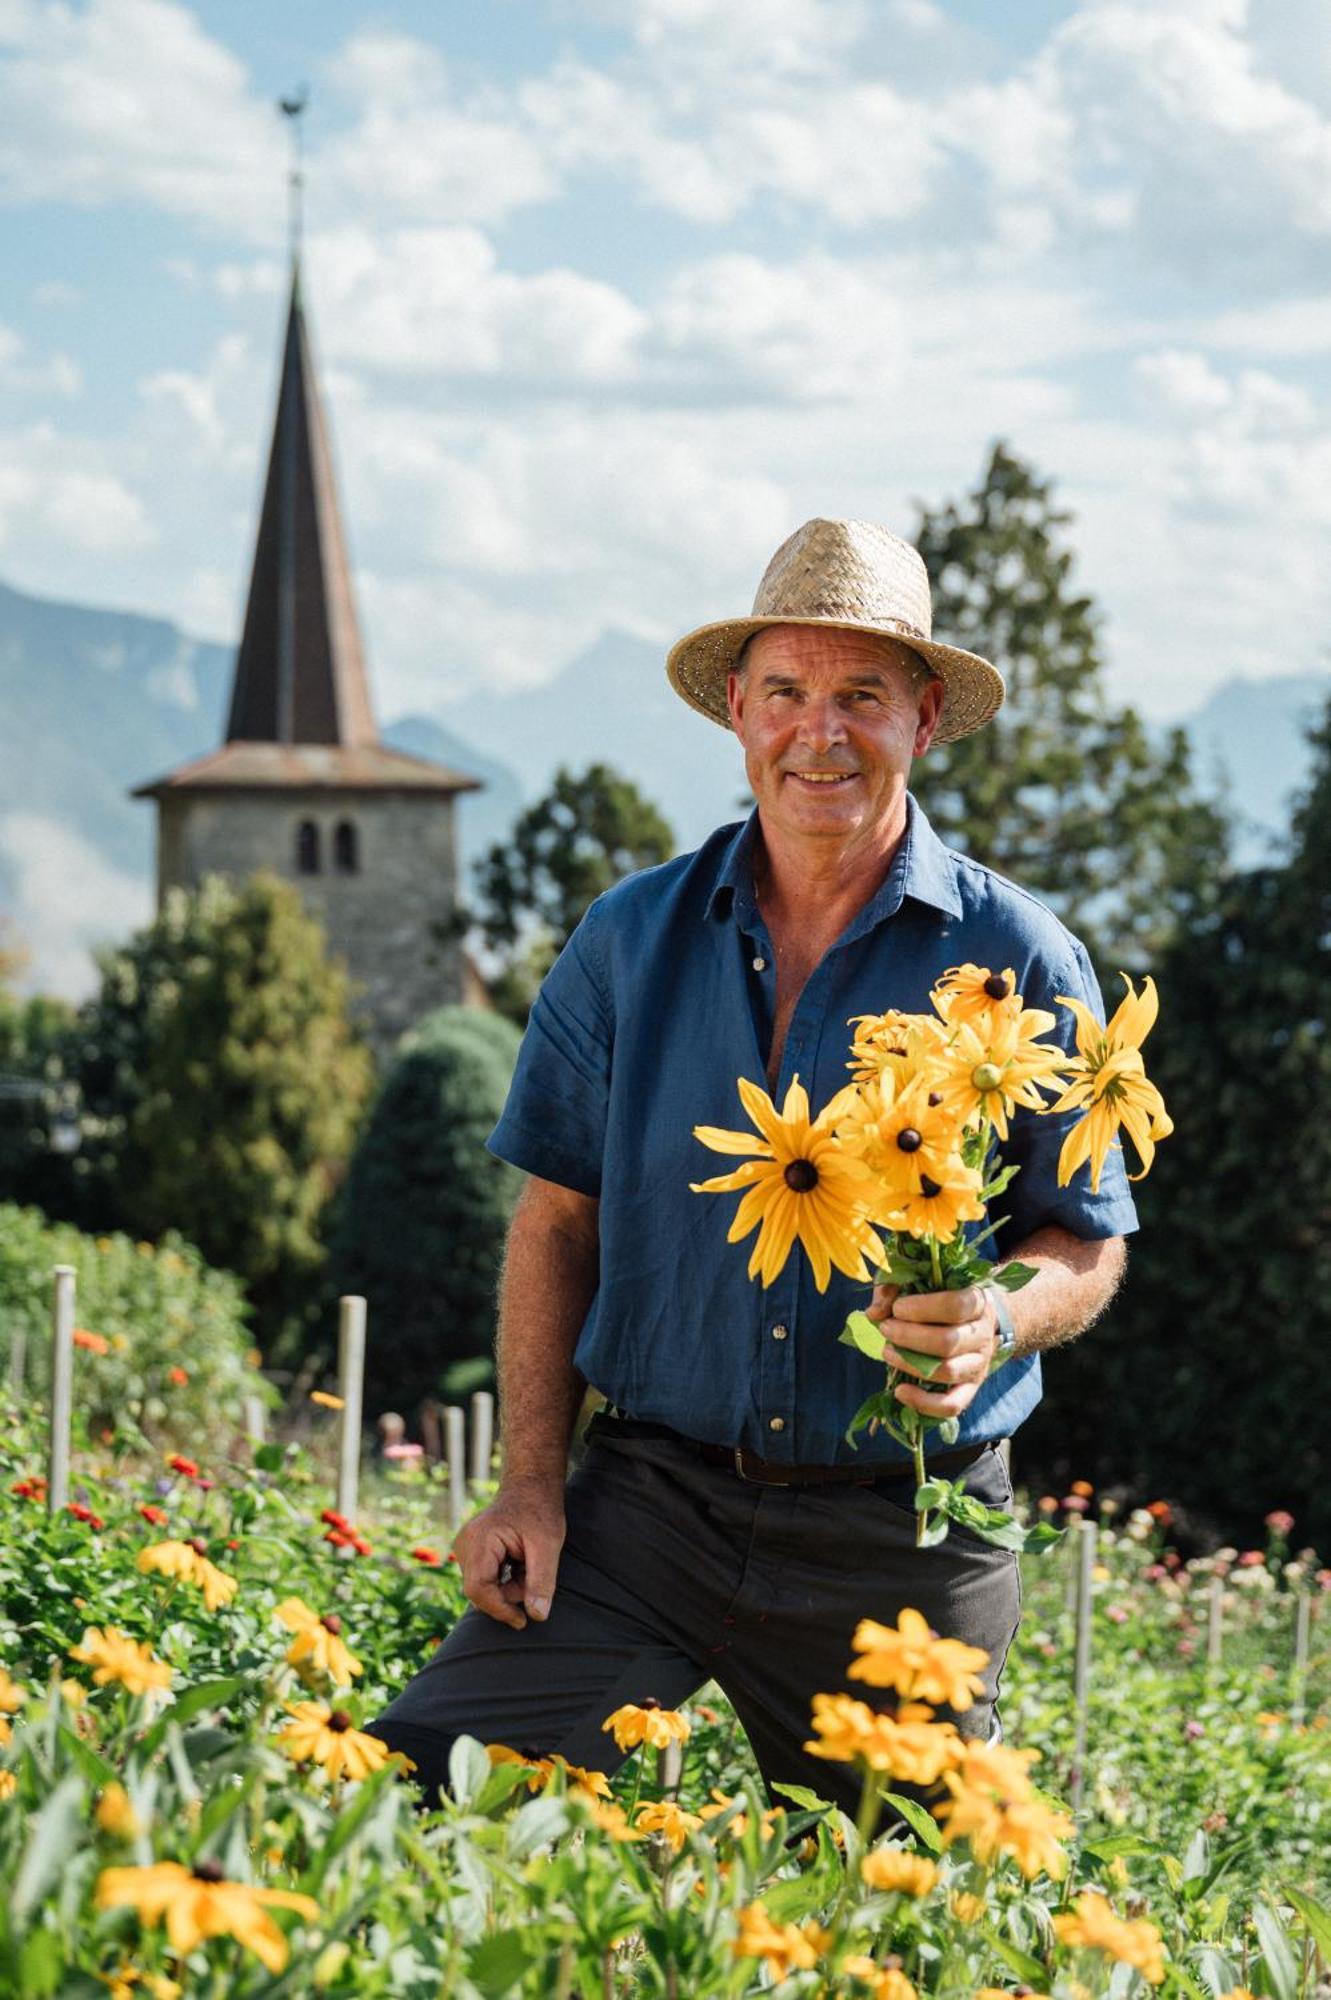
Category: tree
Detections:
[
  {"x1": 324, "y1": 1006, "x2": 523, "y2": 1415},
  {"x1": 1021, "y1": 689, "x2": 1331, "y2": 1545},
  {"x1": 472, "y1": 764, "x2": 674, "y2": 1020},
  {"x1": 0, "y1": 919, "x2": 78, "y2": 1214},
  {"x1": 66, "y1": 872, "x2": 374, "y2": 1349},
  {"x1": 913, "y1": 443, "x2": 1227, "y2": 973}
]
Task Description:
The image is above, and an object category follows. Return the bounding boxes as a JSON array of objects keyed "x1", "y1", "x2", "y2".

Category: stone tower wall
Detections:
[{"x1": 157, "y1": 791, "x2": 467, "y2": 1056}]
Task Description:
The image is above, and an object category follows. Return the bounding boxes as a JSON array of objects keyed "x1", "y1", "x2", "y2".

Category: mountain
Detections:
[{"x1": 0, "y1": 573, "x2": 1327, "y2": 998}]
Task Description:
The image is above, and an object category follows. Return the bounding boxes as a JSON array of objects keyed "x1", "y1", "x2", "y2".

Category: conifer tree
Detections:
[{"x1": 914, "y1": 443, "x2": 1226, "y2": 971}]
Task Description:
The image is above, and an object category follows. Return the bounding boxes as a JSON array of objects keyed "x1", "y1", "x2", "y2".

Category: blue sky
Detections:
[{"x1": 3, "y1": 0, "x2": 1331, "y2": 738}]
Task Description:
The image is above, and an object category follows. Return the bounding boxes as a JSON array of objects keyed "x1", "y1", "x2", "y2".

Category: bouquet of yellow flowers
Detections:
[{"x1": 690, "y1": 964, "x2": 1171, "y2": 1549}]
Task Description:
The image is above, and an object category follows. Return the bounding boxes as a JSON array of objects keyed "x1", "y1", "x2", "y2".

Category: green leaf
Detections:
[
  {"x1": 881, "y1": 1792, "x2": 943, "y2": 1852},
  {"x1": 771, "y1": 1782, "x2": 831, "y2": 1812},
  {"x1": 507, "y1": 1796, "x2": 569, "y2": 1859},
  {"x1": 981, "y1": 1925, "x2": 1048, "y2": 1989},
  {"x1": 992, "y1": 1260, "x2": 1038, "y2": 1292},
  {"x1": 935, "y1": 1416, "x2": 960, "y2": 1445},
  {"x1": 891, "y1": 1345, "x2": 945, "y2": 1379},
  {"x1": 467, "y1": 1931, "x2": 541, "y2": 1998},
  {"x1": 139, "y1": 1677, "x2": 246, "y2": 1757},
  {"x1": 448, "y1": 1733, "x2": 491, "y2": 1808},
  {"x1": 11, "y1": 1774, "x2": 83, "y2": 1929},
  {"x1": 914, "y1": 1480, "x2": 951, "y2": 1510},
  {"x1": 55, "y1": 1724, "x2": 117, "y2": 1791},
  {"x1": 1252, "y1": 1901, "x2": 1299, "y2": 2000},
  {"x1": 917, "y1": 1512, "x2": 951, "y2": 1546},
  {"x1": 1283, "y1": 1885, "x2": 1331, "y2": 1962},
  {"x1": 839, "y1": 1311, "x2": 887, "y2": 1361},
  {"x1": 253, "y1": 1442, "x2": 284, "y2": 1473}
]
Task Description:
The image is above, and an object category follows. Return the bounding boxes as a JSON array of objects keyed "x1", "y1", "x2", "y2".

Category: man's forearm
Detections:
[
  {"x1": 495, "y1": 1178, "x2": 600, "y2": 1492},
  {"x1": 999, "y1": 1226, "x2": 1127, "y2": 1357}
]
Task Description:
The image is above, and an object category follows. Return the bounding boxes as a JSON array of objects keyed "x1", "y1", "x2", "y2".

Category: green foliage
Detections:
[
  {"x1": 0, "y1": 1203, "x2": 263, "y2": 1452},
  {"x1": 0, "y1": 990, "x2": 77, "y2": 1209},
  {"x1": 913, "y1": 442, "x2": 1228, "y2": 972},
  {"x1": 472, "y1": 763, "x2": 674, "y2": 1021},
  {"x1": 324, "y1": 1006, "x2": 522, "y2": 1415},
  {"x1": 55, "y1": 873, "x2": 374, "y2": 1351},
  {"x1": 1025, "y1": 689, "x2": 1331, "y2": 1546}
]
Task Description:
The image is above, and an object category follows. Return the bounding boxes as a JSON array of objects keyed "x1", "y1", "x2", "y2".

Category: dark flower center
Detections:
[
  {"x1": 919, "y1": 1175, "x2": 942, "y2": 1198},
  {"x1": 927, "y1": 1092, "x2": 942, "y2": 1107},
  {"x1": 895, "y1": 1128, "x2": 923, "y2": 1153},
  {"x1": 328, "y1": 1710, "x2": 353, "y2": 1733},
  {"x1": 321, "y1": 1614, "x2": 342, "y2": 1634},
  {"x1": 638, "y1": 1697, "x2": 662, "y2": 1711},
  {"x1": 188, "y1": 1538, "x2": 209, "y2": 1557},
  {"x1": 984, "y1": 974, "x2": 1010, "y2": 1000},
  {"x1": 784, "y1": 1159, "x2": 819, "y2": 1192},
  {"x1": 192, "y1": 1859, "x2": 225, "y2": 1883}
]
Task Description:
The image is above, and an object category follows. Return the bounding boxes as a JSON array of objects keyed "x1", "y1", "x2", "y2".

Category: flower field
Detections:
[{"x1": 2, "y1": 1394, "x2": 1329, "y2": 1999}]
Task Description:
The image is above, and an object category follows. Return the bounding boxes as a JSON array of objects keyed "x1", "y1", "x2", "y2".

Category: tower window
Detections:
[
  {"x1": 297, "y1": 820, "x2": 321, "y2": 875},
  {"x1": 334, "y1": 820, "x2": 359, "y2": 875}
]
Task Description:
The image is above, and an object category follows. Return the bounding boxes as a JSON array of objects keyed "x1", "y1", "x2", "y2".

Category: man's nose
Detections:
[{"x1": 797, "y1": 697, "x2": 848, "y2": 750}]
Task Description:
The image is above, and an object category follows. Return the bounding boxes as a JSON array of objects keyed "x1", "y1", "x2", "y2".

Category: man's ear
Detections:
[
  {"x1": 726, "y1": 670, "x2": 747, "y2": 739},
  {"x1": 912, "y1": 678, "x2": 946, "y2": 757}
]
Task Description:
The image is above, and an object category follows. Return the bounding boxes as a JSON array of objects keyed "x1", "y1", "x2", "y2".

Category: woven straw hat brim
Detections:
[{"x1": 666, "y1": 614, "x2": 1005, "y2": 746}]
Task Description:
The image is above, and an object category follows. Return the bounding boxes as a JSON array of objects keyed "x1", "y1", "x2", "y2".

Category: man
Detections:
[{"x1": 369, "y1": 517, "x2": 1135, "y2": 1812}]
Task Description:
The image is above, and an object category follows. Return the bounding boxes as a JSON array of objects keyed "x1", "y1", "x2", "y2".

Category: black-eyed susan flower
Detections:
[
  {"x1": 860, "y1": 1848, "x2": 938, "y2": 1896},
  {"x1": 485, "y1": 1743, "x2": 555, "y2": 1791},
  {"x1": 691, "y1": 1075, "x2": 882, "y2": 1291},
  {"x1": 804, "y1": 1693, "x2": 960, "y2": 1787},
  {"x1": 97, "y1": 1965, "x2": 182, "y2": 2000},
  {"x1": 136, "y1": 1541, "x2": 237, "y2": 1613},
  {"x1": 840, "y1": 1955, "x2": 918, "y2": 2000},
  {"x1": 931, "y1": 963, "x2": 1022, "y2": 1029},
  {"x1": 936, "y1": 1740, "x2": 1071, "y2": 1882},
  {"x1": 275, "y1": 1702, "x2": 412, "y2": 1783},
  {"x1": 847, "y1": 1008, "x2": 947, "y2": 1087},
  {"x1": 95, "y1": 1861, "x2": 319, "y2": 1974},
  {"x1": 882, "y1": 1150, "x2": 986, "y2": 1240},
  {"x1": 732, "y1": 1903, "x2": 831, "y2": 1981},
  {"x1": 0, "y1": 1668, "x2": 26, "y2": 1745},
  {"x1": 68, "y1": 1628, "x2": 172, "y2": 1698},
  {"x1": 274, "y1": 1598, "x2": 362, "y2": 1689},
  {"x1": 1052, "y1": 1891, "x2": 1166, "y2": 1983},
  {"x1": 837, "y1": 1071, "x2": 968, "y2": 1214},
  {"x1": 579, "y1": 1797, "x2": 645, "y2": 1841},
  {"x1": 633, "y1": 1799, "x2": 703, "y2": 1852},
  {"x1": 848, "y1": 1608, "x2": 988, "y2": 1711},
  {"x1": 1051, "y1": 974, "x2": 1172, "y2": 1192},
  {"x1": 95, "y1": 1781, "x2": 145, "y2": 1840},
  {"x1": 602, "y1": 1701, "x2": 691, "y2": 1753},
  {"x1": 924, "y1": 1006, "x2": 1066, "y2": 1141}
]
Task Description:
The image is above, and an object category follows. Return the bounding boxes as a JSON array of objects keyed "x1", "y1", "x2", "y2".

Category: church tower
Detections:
[{"x1": 132, "y1": 259, "x2": 481, "y2": 1057}]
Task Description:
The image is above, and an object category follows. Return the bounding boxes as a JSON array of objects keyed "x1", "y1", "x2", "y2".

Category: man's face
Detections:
[{"x1": 726, "y1": 624, "x2": 943, "y2": 847}]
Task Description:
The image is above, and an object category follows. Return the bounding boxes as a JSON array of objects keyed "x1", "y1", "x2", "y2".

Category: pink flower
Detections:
[
  {"x1": 1106, "y1": 1605, "x2": 1129, "y2": 1624},
  {"x1": 1061, "y1": 1494, "x2": 1089, "y2": 1514},
  {"x1": 384, "y1": 1441, "x2": 425, "y2": 1461},
  {"x1": 1264, "y1": 1510, "x2": 1295, "y2": 1537},
  {"x1": 1237, "y1": 1550, "x2": 1265, "y2": 1568},
  {"x1": 1184, "y1": 1719, "x2": 1206, "y2": 1740}
]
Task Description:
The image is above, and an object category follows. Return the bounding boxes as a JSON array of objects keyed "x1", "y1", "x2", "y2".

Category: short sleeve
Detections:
[
  {"x1": 486, "y1": 898, "x2": 613, "y2": 1197},
  {"x1": 990, "y1": 936, "x2": 1140, "y2": 1255}
]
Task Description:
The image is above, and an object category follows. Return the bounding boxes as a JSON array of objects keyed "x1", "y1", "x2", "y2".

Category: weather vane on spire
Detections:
[{"x1": 278, "y1": 85, "x2": 309, "y2": 267}]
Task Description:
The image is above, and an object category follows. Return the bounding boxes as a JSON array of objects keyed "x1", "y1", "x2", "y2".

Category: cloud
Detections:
[
  {"x1": 0, "y1": 812, "x2": 151, "y2": 1000},
  {"x1": 0, "y1": 322, "x2": 81, "y2": 397},
  {"x1": 139, "y1": 333, "x2": 258, "y2": 468},
  {"x1": 0, "y1": 426, "x2": 154, "y2": 555}
]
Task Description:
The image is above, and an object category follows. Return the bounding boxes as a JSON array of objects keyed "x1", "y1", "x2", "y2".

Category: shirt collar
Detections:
[{"x1": 704, "y1": 793, "x2": 963, "y2": 929}]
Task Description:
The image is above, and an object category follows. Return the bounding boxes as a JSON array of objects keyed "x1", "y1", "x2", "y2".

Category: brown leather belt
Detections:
[{"x1": 591, "y1": 1411, "x2": 991, "y2": 1488}]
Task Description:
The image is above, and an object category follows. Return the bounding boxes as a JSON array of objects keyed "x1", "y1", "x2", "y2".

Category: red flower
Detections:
[
  {"x1": 321, "y1": 1509, "x2": 352, "y2": 1531},
  {"x1": 168, "y1": 1366, "x2": 188, "y2": 1386},
  {"x1": 1265, "y1": 1509, "x2": 1295, "y2": 1538},
  {"x1": 1147, "y1": 1499, "x2": 1172, "y2": 1524},
  {"x1": 325, "y1": 1526, "x2": 373, "y2": 1557},
  {"x1": 138, "y1": 1504, "x2": 168, "y2": 1525},
  {"x1": 411, "y1": 1546, "x2": 443, "y2": 1566},
  {"x1": 225, "y1": 1538, "x2": 239, "y2": 1550},
  {"x1": 67, "y1": 1502, "x2": 104, "y2": 1529},
  {"x1": 167, "y1": 1455, "x2": 198, "y2": 1478},
  {"x1": 11, "y1": 1477, "x2": 47, "y2": 1501},
  {"x1": 73, "y1": 1327, "x2": 110, "y2": 1354},
  {"x1": 193, "y1": 1477, "x2": 216, "y2": 1491}
]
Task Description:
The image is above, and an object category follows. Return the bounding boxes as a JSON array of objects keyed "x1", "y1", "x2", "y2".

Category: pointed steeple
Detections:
[{"x1": 224, "y1": 260, "x2": 377, "y2": 747}]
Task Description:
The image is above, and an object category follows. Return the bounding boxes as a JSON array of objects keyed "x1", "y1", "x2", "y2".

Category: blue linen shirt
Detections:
[{"x1": 487, "y1": 794, "x2": 1138, "y2": 1466}]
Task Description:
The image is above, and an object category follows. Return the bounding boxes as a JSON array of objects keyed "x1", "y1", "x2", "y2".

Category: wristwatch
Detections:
[{"x1": 985, "y1": 1283, "x2": 1018, "y2": 1375}]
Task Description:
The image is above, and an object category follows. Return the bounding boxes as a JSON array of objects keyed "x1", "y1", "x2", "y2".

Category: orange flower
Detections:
[
  {"x1": 73, "y1": 1328, "x2": 111, "y2": 1354},
  {"x1": 602, "y1": 1702, "x2": 691, "y2": 1752},
  {"x1": 848, "y1": 1608, "x2": 989, "y2": 1711},
  {"x1": 168, "y1": 1366, "x2": 188, "y2": 1386}
]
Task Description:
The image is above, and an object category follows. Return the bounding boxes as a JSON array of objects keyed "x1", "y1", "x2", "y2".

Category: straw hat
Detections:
[{"x1": 666, "y1": 517, "x2": 1005, "y2": 745}]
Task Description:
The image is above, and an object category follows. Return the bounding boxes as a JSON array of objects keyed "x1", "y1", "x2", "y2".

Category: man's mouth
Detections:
[{"x1": 786, "y1": 771, "x2": 858, "y2": 785}]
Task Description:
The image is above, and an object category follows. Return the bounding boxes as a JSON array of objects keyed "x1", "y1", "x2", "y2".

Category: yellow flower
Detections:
[
  {"x1": 804, "y1": 1693, "x2": 960, "y2": 1786},
  {"x1": 96, "y1": 1782, "x2": 145, "y2": 1840},
  {"x1": 580, "y1": 1797, "x2": 646, "y2": 1842},
  {"x1": 0, "y1": 1668, "x2": 26, "y2": 1744},
  {"x1": 950, "y1": 1891, "x2": 986, "y2": 1922},
  {"x1": 274, "y1": 1598, "x2": 362, "y2": 1689},
  {"x1": 732, "y1": 1902, "x2": 831, "y2": 1981},
  {"x1": 932, "y1": 964, "x2": 1023, "y2": 1029},
  {"x1": 549, "y1": 1755, "x2": 611, "y2": 1799},
  {"x1": 691, "y1": 1075, "x2": 883, "y2": 1291},
  {"x1": 69, "y1": 1628, "x2": 172, "y2": 1698},
  {"x1": 1052, "y1": 1891, "x2": 1166, "y2": 1984},
  {"x1": 861, "y1": 1848, "x2": 938, "y2": 1896},
  {"x1": 602, "y1": 1702, "x2": 691, "y2": 1752},
  {"x1": 849, "y1": 1609, "x2": 990, "y2": 1712},
  {"x1": 60, "y1": 1679, "x2": 88, "y2": 1709},
  {"x1": 485, "y1": 1743, "x2": 556, "y2": 1791},
  {"x1": 0, "y1": 1771, "x2": 16, "y2": 1800},
  {"x1": 96, "y1": 1862, "x2": 319, "y2": 1975},
  {"x1": 840, "y1": 1954, "x2": 919, "y2": 2000},
  {"x1": 882, "y1": 1149, "x2": 987, "y2": 1240},
  {"x1": 847, "y1": 1007, "x2": 948, "y2": 1086},
  {"x1": 310, "y1": 1390, "x2": 345, "y2": 1409},
  {"x1": 634, "y1": 1799, "x2": 703, "y2": 1852},
  {"x1": 924, "y1": 1007, "x2": 1065, "y2": 1141},
  {"x1": 98, "y1": 1967, "x2": 182, "y2": 2000},
  {"x1": 937, "y1": 1741, "x2": 1071, "y2": 1881},
  {"x1": 697, "y1": 1788, "x2": 780, "y2": 1840},
  {"x1": 837, "y1": 1071, "x2": 970, "y2": 1214},
  {"x1": 136, "y1": 1541, "x2": 238, "y2": 1613},
  {"x1": 1050, "y1": 974, "x2": 1173, "y2": 1192},
  {"x1": 275, "y1": 1701, "x2": 414, "y2": 1783},
  {"x1": 975, "y1": 1989, "x2": 1050, "y2": 2000}
]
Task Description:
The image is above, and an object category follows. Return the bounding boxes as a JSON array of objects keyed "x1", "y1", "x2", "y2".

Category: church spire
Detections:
[{"x1": 224, "y1": 97, "x2": 377, "y2": 748}]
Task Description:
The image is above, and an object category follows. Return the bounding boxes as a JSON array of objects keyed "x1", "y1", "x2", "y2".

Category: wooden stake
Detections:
[
  {"x1": 1291, "y1": 1592, "x2": 1312, "y2": 1727},
  {"x1": 335, "y1": 1296, "x2": 366, "y2": 1522},
  {"x1": 1206, "y1": 1574, "x2": 1224, "y2": 1671},
  {"x1": 656, "y1": 1742, "x2": 683, "y2": 1798},
  {"x1": 445, "y1": 1405, "x2": 467, "y2": 1533},
  {"x1": 8, "y1": 1325, "x2": 26, "y2": 1397},
  {"x1": 1070, "y1": 1518, "x2": 1097, "y2": 1811},
  {"x1": 469, "y1": 1390, "x2": 494, "y2": 1491},
  {"x1": 47, "y1": 1265, "x2": 76, "y2": 1515},
  {"x1": 243, "y1": 1394, "x2": 267, "y2": 1448}
]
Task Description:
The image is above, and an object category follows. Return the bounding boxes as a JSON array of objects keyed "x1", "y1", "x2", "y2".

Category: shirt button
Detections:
[
  {"x1": 769, "y1": 1416, "x2": 786, "y2": 1433},
  {"x1": 752, "y1": 955, "x2": 766, "y2": 971},
  {"x1": 771, "y1": 1324, "x2": 789, "y2": 1340}
]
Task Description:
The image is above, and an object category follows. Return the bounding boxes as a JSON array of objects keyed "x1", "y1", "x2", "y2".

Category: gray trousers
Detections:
[{"x1": 368, "y1": 1419, "x2": 1022, "y2": 1816}]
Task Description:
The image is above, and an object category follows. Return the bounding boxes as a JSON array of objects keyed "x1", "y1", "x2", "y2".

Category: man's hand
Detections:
[
  {"x1": 866, "y1": 1282, "x2": 998, "y2": 1420},
  {"x1": 453, "y1": 1480, "x2": 566, "y2": 1631}
]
